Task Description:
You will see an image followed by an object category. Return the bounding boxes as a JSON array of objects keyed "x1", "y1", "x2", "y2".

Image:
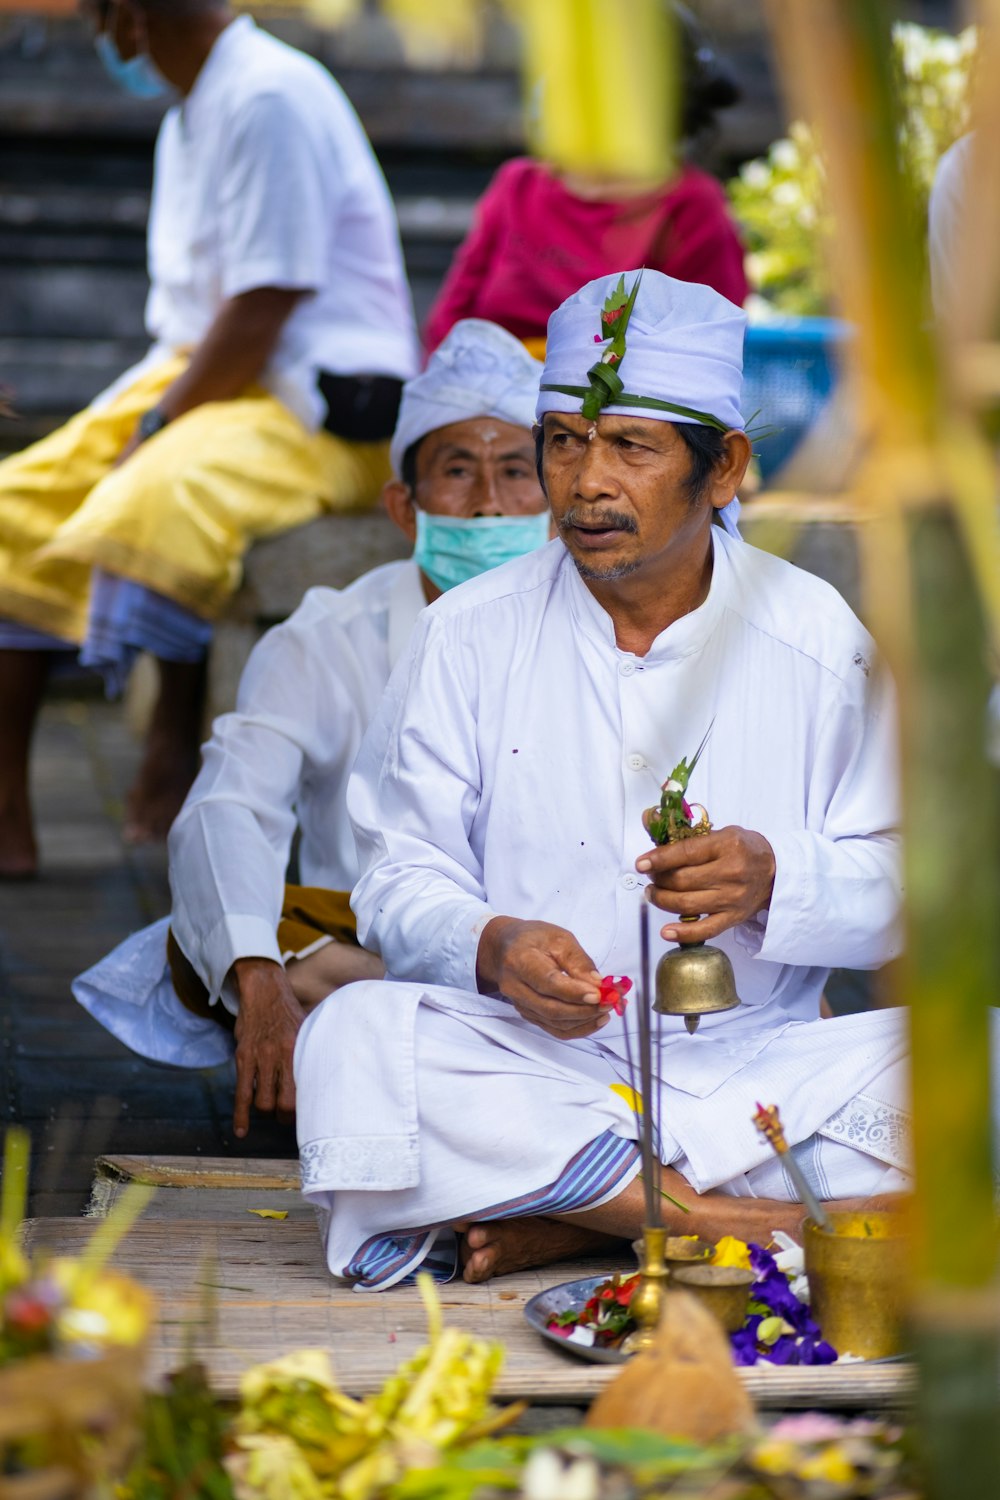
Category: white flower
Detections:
[
  {"x1": 932, "y1": 36, "x2": 962, "y2": 67},
  {"x1": 771, "y1": 139, "x2": 800, "y2": 173},
  {"x1": 522, "y1": 1452, "x2": 601, "y2": 1500},
  {"x1": 771, "y1": 1229, "x2": 810, "y2": 1303},
  {"x1": 772, "y1": 182, "x2": 802, "y2": 208},
  {"x1": 741, "y1": 159, "x2": 771, "y2": 190}
]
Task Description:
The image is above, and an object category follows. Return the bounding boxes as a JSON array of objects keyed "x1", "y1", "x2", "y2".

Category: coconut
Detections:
[{"x1": 585, "y1": 1288, "x2": 756, "y2": 1445}]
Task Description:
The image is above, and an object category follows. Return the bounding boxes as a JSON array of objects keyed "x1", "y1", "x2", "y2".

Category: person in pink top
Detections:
[{"x1": 424, "y1": 5, "x2": 748, "y2": 354}]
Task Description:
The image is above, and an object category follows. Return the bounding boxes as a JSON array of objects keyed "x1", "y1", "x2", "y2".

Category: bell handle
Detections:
[{"x1": 677, "y1": 912, "x2": 705, "y2": 949}]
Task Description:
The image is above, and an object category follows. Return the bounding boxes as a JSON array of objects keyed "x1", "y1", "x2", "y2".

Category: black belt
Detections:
[{"x1": 317, "y1": 371, "x2": 404, "y2": 442}]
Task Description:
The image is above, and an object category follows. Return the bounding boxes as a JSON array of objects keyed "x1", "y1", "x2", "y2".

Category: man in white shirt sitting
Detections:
[
  {"x1": 74, "y1": 320, "x2": 550, "y2": 1140},
  {"x1": 0, "y1": 0, "x2": 418, "y2": 873},
  {"x1": 293, "y1": 270, "x2": 914, "y2": 1289}
]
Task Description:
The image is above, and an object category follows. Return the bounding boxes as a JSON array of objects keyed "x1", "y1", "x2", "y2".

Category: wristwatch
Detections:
[{"x1": 137, "y1": 406, "x2": 170, "y2": 442}]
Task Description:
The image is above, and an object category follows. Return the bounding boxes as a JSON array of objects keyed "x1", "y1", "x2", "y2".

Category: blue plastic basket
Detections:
[{"x1": 742, "y1": 317, "x2": 852, "y2": 481}]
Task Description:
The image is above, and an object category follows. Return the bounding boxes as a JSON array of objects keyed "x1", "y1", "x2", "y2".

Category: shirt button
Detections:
[
  {"x1": 618, "y1": 660, "x2": 636, "y2": 677},
  {"x1": 620, "y1": 873, "x2": 640, "y2": 890},
  {"x1": 626, "y1": 753, "x2": 645, "y2": 772}
]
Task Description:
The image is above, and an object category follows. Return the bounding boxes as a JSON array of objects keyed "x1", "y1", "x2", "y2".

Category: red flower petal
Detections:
[{"x1": 598, "y1": 975, "x2": 633, "y2": 1016}]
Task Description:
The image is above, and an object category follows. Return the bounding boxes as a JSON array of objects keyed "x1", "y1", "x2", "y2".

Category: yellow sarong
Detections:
[
  {"x1": 167, "y1": 883, "x2": 358, "y2": 1031},
  {"x1": 0, "y1": 358, "x2": 392, "y2": 643}
]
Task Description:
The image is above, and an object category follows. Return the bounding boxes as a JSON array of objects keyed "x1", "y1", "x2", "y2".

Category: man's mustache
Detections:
[{"x1": 557, "y1": 507, "x2": 638, "y2": 535}]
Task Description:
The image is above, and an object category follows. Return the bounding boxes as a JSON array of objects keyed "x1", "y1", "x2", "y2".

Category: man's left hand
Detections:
[{"x1": 635, "y1": 824, "x2": 776, "y2": 944}]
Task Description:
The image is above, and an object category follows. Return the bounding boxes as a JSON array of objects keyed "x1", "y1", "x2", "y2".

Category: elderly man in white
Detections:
[
  {"x1": 294, "y1": 269, "x2": 911, "y2": 1290},
  {"x1": 74, "y1": 321, "x2": 549, "y2": 1140}
]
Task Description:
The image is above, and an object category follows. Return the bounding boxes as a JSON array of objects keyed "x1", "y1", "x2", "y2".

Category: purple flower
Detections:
[
  {"x1": 755, "y1": 1268, "x2": 805, "y2": 1324},
  {"x1": 764, "y1": 1334, "x2": 801, "y2": 1365},
  {"x1": 730, "y1": 1242, "x2": 839, "y2": 1366},
  {"x1": 730, "y1": 1317, "x2": 762, "y2": 1366},
  {"x1": 798, "y1": 1334, "x2": 838, "y2": 1365}
]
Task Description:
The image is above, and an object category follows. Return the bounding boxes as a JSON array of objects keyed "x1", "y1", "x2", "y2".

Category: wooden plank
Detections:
[
  {"x1": 94, "y1": 1155, "x2": 300, "y2": 1191},
  {"x1": 24, "y1": 1218, "x2": 916, "y2": 1410}
]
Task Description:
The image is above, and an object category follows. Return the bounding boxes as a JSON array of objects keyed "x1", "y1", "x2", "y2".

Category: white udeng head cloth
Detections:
[
  {"x1": 536, "y1": 270, "x2": 746, "y2": 537},
  {"x1": 536, "y1": 269, "x2": 746, "y2": 431},
  {"x1": 389, "y1": 319, "x2": 544, "y2": 477}
]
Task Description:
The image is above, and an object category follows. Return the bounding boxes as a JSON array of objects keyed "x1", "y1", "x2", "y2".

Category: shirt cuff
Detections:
[
  {"x1": 202, "y1": 915, "x2": 284, "y2": 1005},
  {"x1": 437, "y1": 901, "x2": 500, "y2": 994},
  {"x1": 221, "y1": 261, "x2": 322, "y2": 300},
  {"x1": 754, "y1": 830, "x2": 813, "y2": 964}
]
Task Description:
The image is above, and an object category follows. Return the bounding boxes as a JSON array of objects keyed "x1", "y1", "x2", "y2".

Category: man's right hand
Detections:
[
  {"x1": 231, "y1": 958, "x2": 306, "y2": 1138},
  {"x1": 476, "y1": 917, "x2": 607, "y2": 1039}
]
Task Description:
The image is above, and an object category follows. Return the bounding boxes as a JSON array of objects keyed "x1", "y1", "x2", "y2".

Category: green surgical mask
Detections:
[{"x1": 414, "y1": 511, "x2": 551, "y2": 592}]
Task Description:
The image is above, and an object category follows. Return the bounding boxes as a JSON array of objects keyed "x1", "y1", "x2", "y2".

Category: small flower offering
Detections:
[
  {"x1": 546, "y1": 1234, "x2": 839, "y2": 1366},
  {"x1": 1, "y1": 1128, "x2": 153, "y2": 1368},
  {"x1": 648, "y1": 725, "x2": 713, "y2": 846},
  {"x1": 598, "y1": 975, "x2": 632, "y2": 1015}
]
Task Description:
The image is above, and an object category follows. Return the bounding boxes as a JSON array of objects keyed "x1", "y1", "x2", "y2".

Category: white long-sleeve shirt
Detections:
[
  {"x1": 170, "y1": 560, "x2": 426, "y2": 1001},
  {"x1": 348, "y1": 531, "x2": 900, "y2": 1078},
  {"x1": 146, "y1": 15, "x2": 418, "y2": 429}
]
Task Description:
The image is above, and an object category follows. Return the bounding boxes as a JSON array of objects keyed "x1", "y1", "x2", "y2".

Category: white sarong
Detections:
[{"x1": 295, "y1": 981, "x2": 918, "y2": 1290}]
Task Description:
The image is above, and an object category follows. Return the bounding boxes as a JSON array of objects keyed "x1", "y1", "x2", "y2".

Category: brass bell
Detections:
[{"x1": 654, "y1": 941, "x2": 740, "y2": 1033}]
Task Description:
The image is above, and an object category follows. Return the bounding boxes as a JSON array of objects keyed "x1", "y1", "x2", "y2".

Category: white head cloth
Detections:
[
  {"x1": 390, "y1": 319, "x2": 543, "y2": 477},
  {"x1": 536, "y1": 270, "x2": 746, "y2": 535}
]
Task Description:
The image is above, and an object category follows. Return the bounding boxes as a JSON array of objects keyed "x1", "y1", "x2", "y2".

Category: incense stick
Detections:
[{"x1": 638, "y1": 900, "x2": 659, "y2": 1227}]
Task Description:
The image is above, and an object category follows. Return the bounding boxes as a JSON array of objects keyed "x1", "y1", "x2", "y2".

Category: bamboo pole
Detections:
[{"x1": 764, "y1": 3, "x2": 1000, "y2": 1492}]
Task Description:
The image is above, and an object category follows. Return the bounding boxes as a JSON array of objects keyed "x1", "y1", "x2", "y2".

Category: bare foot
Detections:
[
  {"x1": 0, "y1": 648, "x2": 48, "y2": 877},
  {"x1": 457, "y1": 1216, "x2": 625, "y2": 1284},
  {"x1": 0, "y1": 795, "x2": 38, "y2": 879},
  {"x1": 124, "y1": 656, "x2": 205, "y2": 844}
]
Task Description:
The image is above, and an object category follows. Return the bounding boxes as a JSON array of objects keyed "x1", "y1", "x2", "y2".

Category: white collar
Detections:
[
  {"x1": 181, "y1": 15, "x2": 254, "y2": 131},
  {"x1": 563, "y1": 526, "x2": 730, "y2": 665}
]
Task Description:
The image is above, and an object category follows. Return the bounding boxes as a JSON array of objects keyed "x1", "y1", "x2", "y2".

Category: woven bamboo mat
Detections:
[
  {"x1": 25, "y1": 1216, "x2": 915, "y2": 1409},
  {"x1": 87, "y1": 1156, "x2": 304, "y2": 1220}
]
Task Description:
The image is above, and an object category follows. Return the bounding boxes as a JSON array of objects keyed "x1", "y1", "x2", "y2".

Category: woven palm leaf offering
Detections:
[{"x1": 0, "y1": 1128, "x2": 155, "y2": 1499}]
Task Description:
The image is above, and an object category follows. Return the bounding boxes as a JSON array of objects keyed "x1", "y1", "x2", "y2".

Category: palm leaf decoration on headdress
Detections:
[{"x1": 580, "y1": 273, "x2": 644, "y2": 419}]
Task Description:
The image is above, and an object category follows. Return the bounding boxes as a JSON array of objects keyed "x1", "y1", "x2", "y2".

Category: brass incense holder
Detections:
[
  {"x1": 624, "y1": 1225, "x2": 670, "y2": 1353},
  {"x1": 804, "y1": 1210, "x2": 908, "y2": 1360}
]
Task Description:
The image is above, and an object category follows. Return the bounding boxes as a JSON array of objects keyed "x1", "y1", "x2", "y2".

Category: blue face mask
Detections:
[
  {"x1": 95, "y1": 30, "x2": 168, "y2": 99},
  {"x1": 414, "y1": 511, "x2": 551, "y2": 593}
]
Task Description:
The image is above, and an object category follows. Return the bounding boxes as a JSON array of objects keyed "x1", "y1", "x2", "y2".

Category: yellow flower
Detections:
[
  {"x1": 798, "y1": 1446, "x2": 857, "y2": 1484},
  {"x1": 51, "y1": 1262, "x2": 151, "y2": 1348},
  {"x1": 751, "y1": 1440, "x2": 798, "y2": 1476},
  {"x1": 711, "y1": 1235, "x2": 751, "y2": 1269}
]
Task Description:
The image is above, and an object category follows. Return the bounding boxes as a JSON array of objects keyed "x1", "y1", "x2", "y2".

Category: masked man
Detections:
[
  {"x1": 0, "y1": 0, "x2": 418, "y2": 873},
  {"x1": 74, "y1": 320, "x2": 549, "y2": 1139},
  {"x1": 293, "y1": 270, "x2": 913, "y2": 1290}
]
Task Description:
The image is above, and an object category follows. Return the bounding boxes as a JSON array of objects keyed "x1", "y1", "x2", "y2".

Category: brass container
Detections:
[
  {"x1": 654, "y1": 944, "x2": 740, "y2": 1033},
  {"x1": 804, "y1": 1210, "x2": 908, "y2": 1360},
  {"x1": 664, "y1": 1236, "x2": 715, "y2": 1270},
  {"x1": 670, "y1": 1264, "x2": 756, "y2": 1333},
  {"x1": 632, "y1": 1235, "x2": 715, "y2": 1271}
]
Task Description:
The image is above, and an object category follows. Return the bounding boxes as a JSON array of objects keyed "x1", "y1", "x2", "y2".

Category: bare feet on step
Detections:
[
  {"x1": 123, "y1": 657, "x2": 206, "y2": 844},
  {"x1": 457, "y1": 1216, "x2": 625, "y2": 1284}
]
